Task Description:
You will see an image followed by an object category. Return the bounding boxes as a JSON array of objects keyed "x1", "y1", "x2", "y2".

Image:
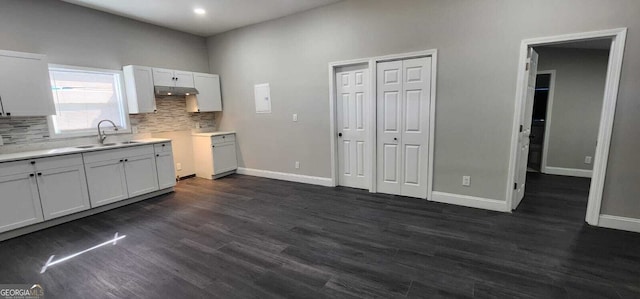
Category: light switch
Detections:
[{"x1": 293, "y1": 114, "x2": 298, "y2": 122}]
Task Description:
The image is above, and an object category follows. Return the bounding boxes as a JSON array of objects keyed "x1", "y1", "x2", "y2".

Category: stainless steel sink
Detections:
[{"x1": 75, "y1": 141, "x2": 141, "y2": 149}]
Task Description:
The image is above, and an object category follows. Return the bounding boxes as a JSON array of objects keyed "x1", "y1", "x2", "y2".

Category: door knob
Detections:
[{"x1": 338, "y1": 133, "x2": 342, "y2": 137}]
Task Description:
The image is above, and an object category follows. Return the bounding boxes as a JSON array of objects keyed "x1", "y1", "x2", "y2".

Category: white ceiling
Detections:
[{"x1": 62, "y1": 0, "x2": 342, "y2": 36}]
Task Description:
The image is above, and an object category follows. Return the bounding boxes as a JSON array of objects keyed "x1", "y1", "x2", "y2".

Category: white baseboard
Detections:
[
  {"x1": 597, "y1": 214, "x2": 640, "y2": 233},
  {"x1": 236, "y1": 167, "x2": 333, "y2": 187},
  {"x1": 431, "y1": 191, "x2": 510, "y2": 212},
  {"x1": 543, "y1": 166, "x2": 592, "y2": 178}
]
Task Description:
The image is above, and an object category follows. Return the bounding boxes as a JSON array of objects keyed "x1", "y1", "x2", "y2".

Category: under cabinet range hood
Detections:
[{"x1": 154, "y1": 86, "x2": 199, "y2": 97}]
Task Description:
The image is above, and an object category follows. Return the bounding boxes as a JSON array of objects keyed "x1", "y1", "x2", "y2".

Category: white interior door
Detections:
[
  {"x1": 377, "y1": 57, "x2": 431, "y2": 198},
  {"x1": 336, "y1": 65, "x2": 370, "y2": 189},
  {"x1": 513, "y1": 48, "x2": 539, "y2": 209}
]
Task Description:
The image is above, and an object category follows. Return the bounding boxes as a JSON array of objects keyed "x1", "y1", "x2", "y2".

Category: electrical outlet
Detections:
[
  {"x1": 293, "y1": 114, "x2": 298, "y2": 122},
  {"x1": 132, "y1": 126, "x2": 139, "y2": 134},
  {"x1": 462, "y1": 176, "x2": 471, "y2": 187},
  {"x1": 176, "y1": 163, "x2": 182, "y2": 171},
  {"x1": 195, "y1": 122, "x2": 201, "y2": 129},
  {"x1": 295, "y1": 161, "x2": 300, "y2": 169},
  {"x1": 585, "y1": 156, "x2": 593, "y2": 164},
  {"x1": 0, "y1": 135, "x2": 3, "y2": 146}
]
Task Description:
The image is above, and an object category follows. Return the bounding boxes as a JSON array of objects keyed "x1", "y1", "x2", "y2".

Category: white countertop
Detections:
[
  {"x1": 0, "y1": 138, "x2": 171, "y2": 163},
  {"x1": 192, "y1": 131, "x2": 236, "y2": 137}
]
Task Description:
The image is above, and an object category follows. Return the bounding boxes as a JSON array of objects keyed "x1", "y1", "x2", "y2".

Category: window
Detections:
[{"x1": 48, "y1": 65, "x2": 130, "y2": 138}]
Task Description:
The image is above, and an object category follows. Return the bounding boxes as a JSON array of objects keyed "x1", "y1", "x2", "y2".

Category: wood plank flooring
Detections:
[{"x1": 0, "y1": 173, "x2": 638, "y2": 298}]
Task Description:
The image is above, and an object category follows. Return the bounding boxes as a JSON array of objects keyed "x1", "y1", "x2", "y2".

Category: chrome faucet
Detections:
[{"x1": 97, "y1": 119, "x2": 118, "y2": 144}]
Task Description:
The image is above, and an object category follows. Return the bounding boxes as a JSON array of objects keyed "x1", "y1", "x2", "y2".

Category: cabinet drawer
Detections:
[
  {"x1": 0, "y1": 159, "x2": 35, "y2": 174},
  {"x1": 83, "y1": 145, "x2": 154, "y2": 164},
  {"x1": 35, "y1": 154, "x2": 83, "y2": 171},
  {"x1": 212, "y1": 134, "x2": 235, "y2": 145},
  {"x1": 153, "y1": 142, "x2": 173, "y2": 154}
]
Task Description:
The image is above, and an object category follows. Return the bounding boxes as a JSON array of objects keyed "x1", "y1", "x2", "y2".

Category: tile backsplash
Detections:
[{"x1": 0, "y1": 97, "x2": 215, "y2": 152}]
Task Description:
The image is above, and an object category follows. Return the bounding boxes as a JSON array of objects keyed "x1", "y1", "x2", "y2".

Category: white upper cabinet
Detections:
[
  {"x1": 123, "y1": 65, "x2": 156, "y2": 114},
  {"x1": 186, "y1": 73, "x2": 222, "y2": 112},
  {"x1": 152, "y1": 68, "x2": 194, "y2": 88},
  {"x1": 0, "y1": 50, "x2": 55, "y2": 117}
]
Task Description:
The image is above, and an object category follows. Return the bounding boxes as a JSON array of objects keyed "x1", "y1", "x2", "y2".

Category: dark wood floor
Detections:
[{"x1": 0, "y1": 173, "x2": 638, "y2": 298}]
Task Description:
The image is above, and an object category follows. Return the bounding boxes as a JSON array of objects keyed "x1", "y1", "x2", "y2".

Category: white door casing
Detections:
[
  {"x1": 376, "y1": 57, "x2": 431, "y2": 198},
  {"x1": 336, "y1": 65, "x2": 370, "y2": 189},
  {"x1": 512, "y1": 48, "x2": 539, "y2": 209}
]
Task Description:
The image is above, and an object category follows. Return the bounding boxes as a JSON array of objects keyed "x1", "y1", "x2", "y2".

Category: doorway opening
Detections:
[{"x1": 508, "y1": 28, "x2": 627, "y2": 226}]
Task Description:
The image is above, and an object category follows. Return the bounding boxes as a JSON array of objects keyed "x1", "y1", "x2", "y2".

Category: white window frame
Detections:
[{"x1": 47, "y1": 64, "x2": 131, "y2": 139}]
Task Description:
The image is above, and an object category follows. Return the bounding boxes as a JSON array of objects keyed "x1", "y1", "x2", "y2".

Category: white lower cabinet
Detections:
[
  {"x1": 193, "y1": 133, "x2": 238, "y2": 179},
  {"x1": 0, "y1": 172, "x2": 43, "y2": 233},
  {"x1": 83, "y1": 145, "x2": 159, "y2": 208},
  {"x1": 37, "y1": 164, "x2": 91, "y2": 220},
  {"x1": 125, "y1": 154, "x2": 159, "y2": 198},
  {"x1": 154, "y1": 142, "x2": 177, "y2": 189},
  {"x1": 85, "y1": 158, "x2": 129, "y2": 208}
]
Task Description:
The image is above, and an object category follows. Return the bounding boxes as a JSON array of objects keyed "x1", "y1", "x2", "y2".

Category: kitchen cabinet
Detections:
[
  {"x1": 0, "y1": 50, "x2": 55, "y2": 117},
  {"x1": 193, "y1": 133, "x2": 237, "y2": 179},
  {"x1": 152, "y1": 68, "x2": 194, "y2": 88},
  {"x1": 154, "y1": 142, "x2": 177, "y2": 189},
  {"x1": 34, "y1": 154, "x2": 91, "y2": 220},
  {"x1": 83, "y1": 145, "x2": 159, "y2": 208},
  {"x1": 0, "y1": 171, "x2": 43, "y2": 233},
  {"x1": 186, "y1": 73, "x2": 222, "y2": 112},
  {"x1": 123, "y1": 65, "x2": 156, "y2": 114}
]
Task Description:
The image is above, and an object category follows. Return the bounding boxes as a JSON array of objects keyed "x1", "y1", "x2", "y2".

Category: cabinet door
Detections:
[
  {"x1": 0, "y1": 172, "x2": 44, "y2": 233},
  {"x1": 85, "y1": 159, "x2": 129, "y2": 208},
  {"x1": 174, "y1": 71, "x2": 195, "y2": 88},
  {"x1": 37, "y1": 165, "x2": 91, "y2": 220},
  {"x1": 152, "y1": 68, "x2": 175, "y2": 87},
  {"x1": 212, "y1": 143, "x2": 238, "y2": 175},
  {"x1": 0, "y1": 51, "x2": 55, "y2": 116},
  {"x1": 156, "y1": 152, "x2": 176, "y2": 189},
  {"x1": 124, "y1": 65, "x2": 156, "y2": 114},
  {"x1": 188, "y1": 73, "x2": 221, "y2": 112},
  {"x1": 125, "y1": 154, "x2": 159, "y2": 197}
]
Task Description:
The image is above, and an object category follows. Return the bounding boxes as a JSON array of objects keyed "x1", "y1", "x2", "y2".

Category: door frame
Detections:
[
  {"x1": 537, "y1": 70, "x2": 556, "y2": 174},
  {"x1": 506, "y1": 28, "x2": 627, "y2": 225},
  {"x1": 329, "y1": 49, "x2": 437, "y2": 200}
]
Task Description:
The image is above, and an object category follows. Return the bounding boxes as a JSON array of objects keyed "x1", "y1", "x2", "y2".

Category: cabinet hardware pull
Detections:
[
  {"x1": 30, "y1": 161, "x2": 35, "y2": 165},
  {"x1": 6, "y1": 113, "x2": 10, "y2": 116},
  {"x1": 37, "y1": 173, "x2": 42, "y2": 176},
  {"x1": 156, "y1": 154, "x2": 159, "y2": 157},
  {"x1": 30, "y1": 174, "x2": 34, "y2": 177},
  {"x1": 119, "y1": 159, "x2": 124, "y2": 162},
  {"x1": 162, "y1": 144, "x2": 165, "y2": 147},
  {"x1": 125, "y1": 159, "x2": 128, "y2": 162}
]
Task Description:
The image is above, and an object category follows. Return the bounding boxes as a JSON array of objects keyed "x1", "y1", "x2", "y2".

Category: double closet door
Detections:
[{"x1": 376, "y1": 57, "x2": 432, "y2": 198}]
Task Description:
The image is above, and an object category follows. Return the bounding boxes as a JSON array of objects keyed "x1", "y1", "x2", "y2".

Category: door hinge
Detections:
[
  {"x1": 519, "y1": 125, "x2": 523, "y2": 132},
  {"x1": 514, "y1": 182, "x2": 518, "y2": 190},
  {"x1": 525, "y1": 62, "x2": 530, "y2": 71}
]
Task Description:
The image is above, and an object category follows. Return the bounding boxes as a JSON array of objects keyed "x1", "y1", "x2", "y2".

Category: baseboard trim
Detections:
[
  {"x1": 431, "y1": 191, "x2": 510, "y2": 212},
  {"x1": 0, "y1": 188, "x2": 175, "y2": 242},
  {"x1": 598, "y1": 214, "x2": 640, "y2": 233},
  {"x1": 236, "y1": 167, "x2": 333, "y2": 187},
  {"x1": 544, "y1": 166, "x2": 592, "y2": 178}
]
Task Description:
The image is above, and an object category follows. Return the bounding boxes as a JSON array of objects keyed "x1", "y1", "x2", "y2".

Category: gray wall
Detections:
[
  {"x1": 206, "y1": 0, "x2": 640, "y2": 218},
  {"x1": 536, "y1": 47, "x2": 609, "y2": 171},
  {"x1": 0, "y1": 0, "x2": 209, "y2": 72}
]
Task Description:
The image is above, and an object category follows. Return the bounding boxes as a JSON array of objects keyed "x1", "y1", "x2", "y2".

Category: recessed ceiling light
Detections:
[{"x1": 194, "y1": 8, "x2": 206, "y2": 15}]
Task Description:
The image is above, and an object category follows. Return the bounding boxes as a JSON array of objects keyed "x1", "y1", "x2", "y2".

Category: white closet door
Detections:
[
  {"x1": 376, "y1": 57, "x2": 431, "y2": 198},
  {"x1": 400, "y1": 57, "x2": 431, "y2": 198},
  {"x1": 376, "y1": 61, "x2": 403, "y2": 195},
  {"x1": 336, "y1": 65, "x2": 369, "y2": 189}
]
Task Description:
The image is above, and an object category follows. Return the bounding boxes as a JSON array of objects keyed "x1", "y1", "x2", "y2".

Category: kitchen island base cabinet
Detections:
[{"x1": 0, "y1": 173, "x2": 43, "y2": 233}]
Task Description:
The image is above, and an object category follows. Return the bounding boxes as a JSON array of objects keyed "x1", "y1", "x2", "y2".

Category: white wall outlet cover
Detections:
[
  {"x1": 585, "y1": 156, "x2": 593, "y2": 164},
  {"x1": 293, "y1": 114, "x2": 298, "y2": 122},
  {"x1": 0, "y1": 135, "x2": 3, "y2": 145},
  {"x1": 462, "y1": 176, "x2": 471, "y2": 186},
  {"x1": 295, "y1": 161, "x2": 300, "y2": 169},
  {"x1": 132, "y1": 126, "x2": 139, "y2": 134},
  {"x1": 176, "y1": 163, "x2": 182, "y2": 171},
  {"x1": 195, "y1": 122, "x2": 201, "y2": 129}
]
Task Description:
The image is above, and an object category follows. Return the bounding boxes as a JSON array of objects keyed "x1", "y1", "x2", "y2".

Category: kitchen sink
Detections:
[{"x1": 75, "y1": 141, "x2": 141, "y2": 149}]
